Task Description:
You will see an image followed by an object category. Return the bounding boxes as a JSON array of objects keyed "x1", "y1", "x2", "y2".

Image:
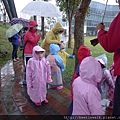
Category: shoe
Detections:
[
  {"x1": 13, "y1": 59, "x2": 17, "y2": 62},
  {"x1": 34, "y1": 102, "x2": 41, "y2": 106},
  {"x1": 16, "y1": 57, "x2": 20, "y2": 60},
  {"x1": 44, "y1": 99, "x2": 48, "y2": 104},
  {"x1": 107, "y1": 101, "x2": 113, "y2": 109},
  {"x1": 56, "y1": 86, "x2": 63, "y2": 90}
]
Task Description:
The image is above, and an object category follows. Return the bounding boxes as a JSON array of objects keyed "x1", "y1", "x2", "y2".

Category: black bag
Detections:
[{"x1": 8, "y1": 37, "x2": 13, "y2": 42}]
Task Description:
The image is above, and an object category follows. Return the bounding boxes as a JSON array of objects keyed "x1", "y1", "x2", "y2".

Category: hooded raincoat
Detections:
[
  {"x1": 42, "y1": 22, "x2": 64, "y2": 52},
  {"x1": 26, "y1": 46, "x2": 52, "y2": 103},
  {"x1": 24, "y1": 20, "x2": 41, "y2": 55},
  {"x1": 46, "y1": 44, "x2": 65, "y2": 87},
  {"x1": 72, "y1": 56, "x2": 103, "y2": 115}
]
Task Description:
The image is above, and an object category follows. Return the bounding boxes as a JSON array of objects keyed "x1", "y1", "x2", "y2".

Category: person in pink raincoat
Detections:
[
  {"x1": 26, "y1": 45, "x2": 52, "y2": 106},
  {"x1": 72, "y1": 56, "x2": 103, "y2": 115}
]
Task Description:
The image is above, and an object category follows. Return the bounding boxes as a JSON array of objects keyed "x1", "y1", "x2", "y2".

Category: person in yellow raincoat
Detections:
[
  {"x1": 58, "y1": 42, "x2": 74, "y2": 69},
  {"x1": 42, "y1": 22, "x2": 64, "y2": 52}
]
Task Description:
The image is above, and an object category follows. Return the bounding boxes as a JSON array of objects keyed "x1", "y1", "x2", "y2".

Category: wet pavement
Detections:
[{"x1": 0, "y1": 59, "x2": 112, "y2": 119}]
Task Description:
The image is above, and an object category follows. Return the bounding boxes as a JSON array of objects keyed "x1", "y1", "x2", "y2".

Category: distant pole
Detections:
[
  {"x1": 41, "y1": 0, "x2": 48, "y2": 40},
  {"x1": 33, "y1": 0, "x2": 37, "y2": 21}
]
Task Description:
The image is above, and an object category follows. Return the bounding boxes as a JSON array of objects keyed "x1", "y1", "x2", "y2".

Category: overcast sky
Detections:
[{"x1": 14, "y1": 0, "x2": 118, "y2": 17}]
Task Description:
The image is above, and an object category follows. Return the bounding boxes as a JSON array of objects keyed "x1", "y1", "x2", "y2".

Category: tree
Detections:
[
  {"x1": 56, "y1": 0, "x2": 81, "y2": 48},
  {"x1": 74, "y1": 0, "x2": 91, "y2": 67}
]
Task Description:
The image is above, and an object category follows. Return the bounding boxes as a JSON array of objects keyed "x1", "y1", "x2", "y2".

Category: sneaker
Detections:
[
  {"x1": 34, "y1": 102, "x2": 41, "y2": 106},
  {"x1": 13, "y1": 59, "x2": 17, "y2": 62},
  {"x1": 56, "y1": 86, "x2": 63, "y2": 90},
  {"x1": 108, "y1": 101, "x2": 113, "y2": 109},
  {"x1": 44, "y1": 99, "x2": 48, "y2": 104},
  {"x1": 16, "y1": 57, "x2": 20, "y2": 60}
]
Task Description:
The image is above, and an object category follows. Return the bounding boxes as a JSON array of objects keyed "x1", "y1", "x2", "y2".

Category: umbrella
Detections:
[
  {"x1": 10, "y1": 18, "x2": 29, "y2": 28},
  {"x1": 21, "y1": 1, "x2": 61, "y2": 17},
  {"x1": 6, "y1": 23, "x2": 23, "y2": 38}
]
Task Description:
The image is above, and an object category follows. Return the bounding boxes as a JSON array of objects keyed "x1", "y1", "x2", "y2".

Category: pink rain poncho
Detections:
[
  {"x1": 72, "y1": 56, "x2": 103, "y2": 115},
  {"x1": 26, "y1": 45, "x2": 52, "y2": 103}
]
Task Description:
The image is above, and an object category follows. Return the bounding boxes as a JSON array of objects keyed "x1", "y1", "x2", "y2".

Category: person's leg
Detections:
[
  {"x1": 22, "y1": 56, "x2": 31, "y2": 85},
  {"x1": 68, "y1": 100, "x2": 73, "y2": 115},
  {"x1": 14, "y1": 45, "x2": 18, "y2": 59},
  {"x1": 12, "y1": 44, "x2": 16, "y2": 60},
  {"x1": 112, "y1": 76, "x2": 120, "y2": 115}
]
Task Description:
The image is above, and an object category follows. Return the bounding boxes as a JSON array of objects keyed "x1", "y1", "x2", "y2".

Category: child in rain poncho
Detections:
[
  {"x1": 72, "y1": 56, "x2": 103, "y2": 115},
  {"x1": 58, "y1": 41, "x2": 74, "y2": 68},
  {"x1": 26, "y1": 45, "x2": 52, "y2": 106},
  {"x1": 47, "y1": 44, "x2": 65, "y2": 90},
  {"x1": 96, "y1": 54, "x2": 115, "y2": 100}
]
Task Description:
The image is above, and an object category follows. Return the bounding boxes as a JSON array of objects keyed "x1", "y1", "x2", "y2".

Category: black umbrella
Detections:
[{"x1": 10, "y1": 18, "x2": 29, "y2": 28}]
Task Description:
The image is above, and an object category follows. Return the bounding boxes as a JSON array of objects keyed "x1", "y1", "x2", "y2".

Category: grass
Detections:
[
  {"x1": 62, "y1": 36, "x2": 113, "y2": 80},
  {"x1": 0, "y1": 24, "x2": 113, "y2": 81}
]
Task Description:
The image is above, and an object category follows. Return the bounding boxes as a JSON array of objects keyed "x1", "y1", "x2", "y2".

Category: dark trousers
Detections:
[
  {"x1": 12, "y1": 44, "x2": 18, "y2": 59},
  {"x1": 112, "y1": 76, "x2": 120, "y2": 115},
  {"x1": 68, "y1": 100, "x2": 73, "y2": 115},
  {"x1": 22, "y1": 56, "x2": 31, "y2": 85}
]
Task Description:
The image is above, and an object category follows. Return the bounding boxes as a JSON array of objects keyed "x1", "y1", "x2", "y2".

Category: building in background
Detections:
[{"x1": 85, "y1": 1, "x2": 119, "y2": 36}]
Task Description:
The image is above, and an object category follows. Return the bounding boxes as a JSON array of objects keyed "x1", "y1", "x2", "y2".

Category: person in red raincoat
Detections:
[{"x1": 96, "y1": 0, "x2": 120, "y2": 115}]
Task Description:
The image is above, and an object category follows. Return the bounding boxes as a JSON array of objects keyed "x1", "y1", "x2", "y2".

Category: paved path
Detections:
[{"x1": 0, "y1": 60, "x2": 112, "y2": 120}]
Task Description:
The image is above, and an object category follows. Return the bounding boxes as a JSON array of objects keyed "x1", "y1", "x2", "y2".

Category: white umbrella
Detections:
[{"x1": 21, "y1": 1, "x2": 61, "y2": 17}]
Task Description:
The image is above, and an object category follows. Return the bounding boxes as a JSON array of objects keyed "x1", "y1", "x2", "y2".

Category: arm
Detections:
[
  {"x1": 24, "y1": 32, "x2": 40, "y2": 44},
  {"x1": 26, "y1": 59, "x2": 33, "y2": 88},
  {"x1": 45, "y1": 60, "x2": 52, "y2": 83},
  {"x1": 103, "y1": 69, "x2": 115, "y2": 89},
  {"x1": 55, "y1": 55, "x2": 65, "y2": 72},
  {"x1": 88, "y1": 89, "x2": 103, "y2": 115},
  {"x1": 97, "y1": 12, "x2": 120, "y2": 52},
  {"x1": 45, "y1": 32, "x2": 60, "y2": 44}
]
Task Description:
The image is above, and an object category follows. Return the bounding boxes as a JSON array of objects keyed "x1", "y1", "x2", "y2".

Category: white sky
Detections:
[{"x1": 14, "y1": 0, "x2": 118, "y2": 17}]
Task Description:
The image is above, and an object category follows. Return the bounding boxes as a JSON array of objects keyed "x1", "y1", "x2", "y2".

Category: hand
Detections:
[
  {"x1": 39, "y1": 32, "x2": 42, "y2": 35},
  {"x1": 96, "y1": 23, "x2": 105, "y2": 31}
]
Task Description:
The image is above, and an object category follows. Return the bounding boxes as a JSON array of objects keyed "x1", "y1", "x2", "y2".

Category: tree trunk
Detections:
[
  {"x1": 74, "y1": 0, "x2": 91, "y2": 67},
  {"x1": 68, "y1": 18, "x2": 72, "y2": 48}
]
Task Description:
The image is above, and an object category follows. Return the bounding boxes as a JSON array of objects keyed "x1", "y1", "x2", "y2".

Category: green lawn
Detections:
[
  {"x1": 0, "y1": 23, "x2": 113, "y2": 81},
  {"x1": 63, "y1": 36, "x2": 113, "y2": 80}
]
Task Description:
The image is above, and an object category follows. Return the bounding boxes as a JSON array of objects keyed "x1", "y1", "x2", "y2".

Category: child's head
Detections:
[
  {"x1": 77, "y1": 45, "x2": 91, "y2": 63},
  {"x1": 33, "y1": 45, "x2": 45, "y2": 60},
  {"x1": 59, "y1": 41, "x2": 65, "y2": 51},
  {"x1": 49, "y1": 44, "x2": 60, "y2": 55}
]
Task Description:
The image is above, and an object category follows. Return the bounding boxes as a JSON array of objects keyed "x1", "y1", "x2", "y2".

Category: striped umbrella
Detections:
[{"x1": 10, "y1": 18, "x2": 29, "y2": 28}]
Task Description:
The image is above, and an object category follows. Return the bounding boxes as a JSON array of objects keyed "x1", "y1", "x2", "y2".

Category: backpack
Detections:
[
  {"x1": 19, "y1": 33, "x2": 25, "y2": 51},
  {"x1": 8, "y1": 37, "x2": 13, "y2": 42}
]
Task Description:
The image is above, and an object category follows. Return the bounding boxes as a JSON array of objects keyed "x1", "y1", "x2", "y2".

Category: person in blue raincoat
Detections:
[
  {"x1": 11, "y1": 30, "x2": 22, "y2": 62},
  {"x1": 46, "y1": 44, "x2": 65, "y2": 90}
]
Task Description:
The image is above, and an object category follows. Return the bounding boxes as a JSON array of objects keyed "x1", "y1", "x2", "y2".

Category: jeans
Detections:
[
  {"x1": 12, "y1": 44, "x2": 18, "y2": 59},
  {"x1": 112, "y1": 76, "x2": 120, "y2": 115}
]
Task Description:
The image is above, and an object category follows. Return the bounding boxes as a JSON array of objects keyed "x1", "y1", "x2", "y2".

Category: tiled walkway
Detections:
[{"x1": 0, "y1": 60, "x2": 112, "y2": 120}]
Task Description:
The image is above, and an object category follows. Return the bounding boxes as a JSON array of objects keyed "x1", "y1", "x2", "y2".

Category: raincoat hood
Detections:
[
  {"x1": 28, "y1": 20, "x2": 38, "y2": 30},
  {"x1": 77, "y1": 45, "x2": 91, "y2": 62},
  {"x1": 79, "y1": 56, "x2": 103, "y2": 86},
  {"x1": 52, "y1": 22, "x2": 64, "y2": 34},
  {"x1": 32, "y1": 45, "x2": 45, "y2": 60},
  {"x1": 49, "y1": 44, "x2": 60, "y2": 55},
  {"x1": 95, "y1": 54, "x2": 107, "y2": 67}
]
